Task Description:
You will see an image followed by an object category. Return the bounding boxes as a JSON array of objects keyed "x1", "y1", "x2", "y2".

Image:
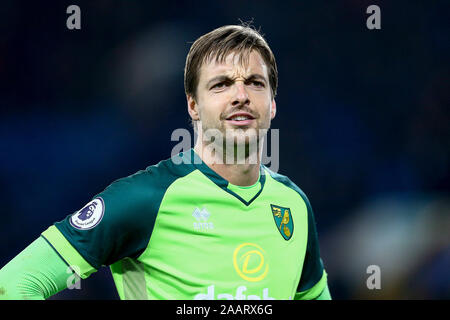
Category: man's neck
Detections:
[{"x1": 194, "y1": 143, "x2": 261, "y2": 187}]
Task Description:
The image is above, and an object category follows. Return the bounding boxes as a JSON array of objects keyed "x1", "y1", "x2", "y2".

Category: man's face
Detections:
[{"x1": 188, "y1": 50, "x2": 276, "y2": 149}]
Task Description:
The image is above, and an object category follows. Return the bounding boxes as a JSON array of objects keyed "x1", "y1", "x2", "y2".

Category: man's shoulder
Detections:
[
  {"x1": 264, "y1": 166, "x2": 302, "y2": 193},
  {"x1": 263, "y1": 166, "x2": 311, "y2": 205},
  {"x1": 144, "y1": 151, "x2": 198, "y2": 181},
  {"x1": 81, "y1": 152, "x2": 197, "y2": 223},
  {"x1": 100, "y1": 152, "x2": 196, "y2": 196}
]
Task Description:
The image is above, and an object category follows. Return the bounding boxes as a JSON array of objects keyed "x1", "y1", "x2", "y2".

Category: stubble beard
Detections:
[{"x1": 200, "y1": 118, "x2": 268, "y2": 165}]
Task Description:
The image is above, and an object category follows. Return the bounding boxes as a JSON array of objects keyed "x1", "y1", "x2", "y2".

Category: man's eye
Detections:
[
  {"x1": 250, "y1": 81, "x2": 265, "y2": 87},
  {"x1": 211, "y1": 82, "x2": 229, "y2": 90}
]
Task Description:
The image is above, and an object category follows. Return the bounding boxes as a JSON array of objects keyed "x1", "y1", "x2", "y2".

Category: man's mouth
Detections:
[{"x1": 225, "y1": 112, "x2": 255, "y2": 125}]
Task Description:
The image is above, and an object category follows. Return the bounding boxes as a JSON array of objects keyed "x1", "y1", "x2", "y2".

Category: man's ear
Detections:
[
  {"x1": 187, "y1": 95, "x2": 200, "y2": 121},
  {"x1": 270, "y1": 99, "x2": 277, "y2": 120}
]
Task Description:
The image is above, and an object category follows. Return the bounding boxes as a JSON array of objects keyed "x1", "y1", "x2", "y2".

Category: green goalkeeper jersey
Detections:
[{"x1": 41, "y1": 149, "x2": 328, "y2": 300}]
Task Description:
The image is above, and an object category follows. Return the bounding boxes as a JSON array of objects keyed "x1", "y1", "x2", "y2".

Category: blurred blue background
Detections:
[{"x1": 0, "y1": 0, "x2": 448, "y2": 299}]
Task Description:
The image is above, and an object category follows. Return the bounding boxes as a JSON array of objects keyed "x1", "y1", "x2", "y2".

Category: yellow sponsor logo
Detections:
[{"x1": 233, "y1": 243, "x2": 269, "y2": 282}]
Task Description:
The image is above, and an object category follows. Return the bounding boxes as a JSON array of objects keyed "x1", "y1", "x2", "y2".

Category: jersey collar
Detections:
[{"x1": 189, "y1": 148, "x2": 266, "y2": 206}]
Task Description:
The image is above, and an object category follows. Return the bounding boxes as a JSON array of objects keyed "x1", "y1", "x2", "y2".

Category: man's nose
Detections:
[{"x1": 231, "y1": 81, "x2": 250, "y2": 107}]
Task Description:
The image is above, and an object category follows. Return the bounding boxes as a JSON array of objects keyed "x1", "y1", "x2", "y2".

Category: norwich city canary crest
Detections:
[{"x1": 270, "y1": 204, "x2": 293, "y2": 240}]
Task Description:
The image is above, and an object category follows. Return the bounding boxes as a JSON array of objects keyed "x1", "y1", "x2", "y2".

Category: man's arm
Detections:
[
  {"x1": 313, "y1": 284, "x2": 332, "y2": 300},
  {"x1": 294, "y1": 189, "x2": 331, "y2": 300},
  {"x1": 294, "y1": 270, "x2": 331, "y2": 300},
  {"x1": 0, "y1": 236, "x2": 71, "y2": 300},
  {"x1": 1, "y1": 169, "x2": 160, "y2": 300}
]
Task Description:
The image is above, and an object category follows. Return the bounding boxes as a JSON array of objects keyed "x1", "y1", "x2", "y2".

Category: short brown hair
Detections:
[{"x1": 184, "y1": 24, "x2": 278, "y2": 101}]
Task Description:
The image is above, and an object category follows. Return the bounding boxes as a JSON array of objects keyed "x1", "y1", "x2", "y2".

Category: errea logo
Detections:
[{"x1": 192, "y1": 207, "x2": 214, "y2": 231}]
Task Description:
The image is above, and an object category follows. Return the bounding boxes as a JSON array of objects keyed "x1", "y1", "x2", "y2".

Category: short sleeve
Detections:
[{"x1": 42, "y1": 170, "x2": 158, "y2": 274}]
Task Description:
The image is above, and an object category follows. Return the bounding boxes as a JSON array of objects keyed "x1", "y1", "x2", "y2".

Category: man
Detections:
[{"x1": 0, "y1": 24, "x2": 331, "y2": 300}]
